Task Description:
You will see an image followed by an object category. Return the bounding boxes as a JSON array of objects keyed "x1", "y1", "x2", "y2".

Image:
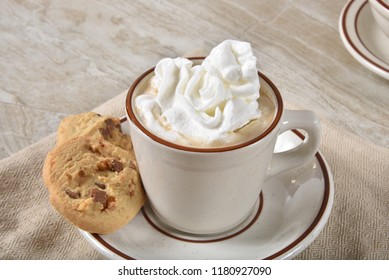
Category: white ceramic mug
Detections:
[
  {"x1": 369, "y1": 0, "x2": 389, "y2": 38},
  {"x1": 125, "y1": 58, "x2": 321, "y2": 235}
]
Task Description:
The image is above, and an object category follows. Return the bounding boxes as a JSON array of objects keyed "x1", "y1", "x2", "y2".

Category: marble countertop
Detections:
[{"x1": 0, "y1": 0, "x2": 388, "y2": 160}]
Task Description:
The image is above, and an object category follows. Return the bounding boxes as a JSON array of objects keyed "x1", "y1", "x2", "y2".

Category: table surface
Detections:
[{"x1": 0, "y1": 0, "x2": 388, "y2": 161}]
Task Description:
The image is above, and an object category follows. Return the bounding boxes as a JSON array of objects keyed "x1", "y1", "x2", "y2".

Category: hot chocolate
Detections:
[
  {"x1": 132, "y1": 40, "x2": 276, "y2": 148},
  {"x1": 134, "y1": 75, "x2": 276, "y2": 148}
]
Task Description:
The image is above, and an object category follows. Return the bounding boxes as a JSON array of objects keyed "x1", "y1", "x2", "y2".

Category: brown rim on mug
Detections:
[{"x1": 125, "y1": 57, "x2": 283, "y2": 153}]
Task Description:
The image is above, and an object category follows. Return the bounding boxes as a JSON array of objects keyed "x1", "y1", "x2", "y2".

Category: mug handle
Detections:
[{"x1": 267, "y1": 110, "x2": 321, "y2": 177}]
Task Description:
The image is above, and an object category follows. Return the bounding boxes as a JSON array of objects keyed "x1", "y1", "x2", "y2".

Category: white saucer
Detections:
[
  {"x1": 339, "y1": 0, "x2": 389, "y2": 80},
  {"x1": 80, "y1": 121, "x2": 334, "y2": 260}
]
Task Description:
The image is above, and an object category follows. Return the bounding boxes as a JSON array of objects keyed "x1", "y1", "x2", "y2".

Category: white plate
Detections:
[
  {"x1": 339, "y1": 0, "x2": 389, "y2": 80},
  {"x1": 80, "y1": 121, "x2": 334, "y2": 260}
]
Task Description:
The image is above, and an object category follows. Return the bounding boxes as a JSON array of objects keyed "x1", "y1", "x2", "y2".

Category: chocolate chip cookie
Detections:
[
  {"x1": 57, "y1": 112, "x2": 133, "y2": 151},
  {"x1": 43, "y1": 136, "x2": 145, "y2": 234}
]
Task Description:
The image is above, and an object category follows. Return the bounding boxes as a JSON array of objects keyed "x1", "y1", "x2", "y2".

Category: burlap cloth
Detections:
[{"x1": 0, "y1": 91, "x2": 388, "y2": 260}]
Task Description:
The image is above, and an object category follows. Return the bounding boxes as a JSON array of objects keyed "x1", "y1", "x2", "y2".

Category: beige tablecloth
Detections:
[{"x1": 0, "y1": 91, "x2": 388, "y2": 260}]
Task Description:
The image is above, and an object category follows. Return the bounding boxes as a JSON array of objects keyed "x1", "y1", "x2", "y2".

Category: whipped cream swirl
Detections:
[{"x1": 135, "y1": 40, "x2": 261, "y2": 146}]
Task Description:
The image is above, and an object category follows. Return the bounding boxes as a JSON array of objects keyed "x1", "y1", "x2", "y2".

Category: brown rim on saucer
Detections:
[
  {"x1": 125, "y1": 57, "x2": 284, "y2": 153},
  {"x1": 356, "y1": 1, "x2": 389, "y2": 69},
  {"x1": 342, "y1": 0, "x2": 389, "y2": 72},
  {"x1": 90, "y1": 129, "x2": 331, "y2": 260}
]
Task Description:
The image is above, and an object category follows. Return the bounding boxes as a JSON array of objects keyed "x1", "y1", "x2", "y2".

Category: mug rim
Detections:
[{"x1": 125, "y1": 57, "x2": 284, "y2": 153}]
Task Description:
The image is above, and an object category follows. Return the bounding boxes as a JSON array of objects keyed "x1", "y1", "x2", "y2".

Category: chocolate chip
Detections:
[
  {"x1": 95, "y1": 182, "x2": 106, "y2": 189},
  {"x1": 99, "y1": 126, "x2": 112, "y2": 139},
  {"x1": 97, "y1": 159, "x2": 123, "y2": 172},
  {"x1": 65, "y1": 189, "x2": 80, "y2": 199},
  {"x1": 111, "y1": 159, "x2": 123, "y2": 172},
  {"x1": 90, "y1": 188, "x2": 108, "y2": 209},
  {"x1": 105, "y1": 118, "x2": 115, "y2": 128},
  {"x1": 100, "y1": 118, "x2": 122, "y2": 139},
  {"x1": 111, "y1": 120, "x2": 122, "y2": 132}
]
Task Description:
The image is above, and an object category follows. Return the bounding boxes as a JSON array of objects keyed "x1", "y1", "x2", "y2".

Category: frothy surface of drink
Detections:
[{"x1": 134, "y1": 40, "x2": 273, "y2": 147}]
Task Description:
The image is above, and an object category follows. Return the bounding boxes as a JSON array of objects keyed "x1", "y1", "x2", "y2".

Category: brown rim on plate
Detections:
[
  {"x1": 125, "y1": 57, "x2": 284, "y2": 153},
  {"x1": 342, "y1": 0, "x2": 389, "y2": 72},
  {"x1": 356, "y1": 1, "x2": 389, "y2": 68},
  {"x1": 91, "y1": 129, "x2": 331, "y2": 260},
  {"x1": 377, "y1": 0, "x2": 389, "y2": 9}
]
